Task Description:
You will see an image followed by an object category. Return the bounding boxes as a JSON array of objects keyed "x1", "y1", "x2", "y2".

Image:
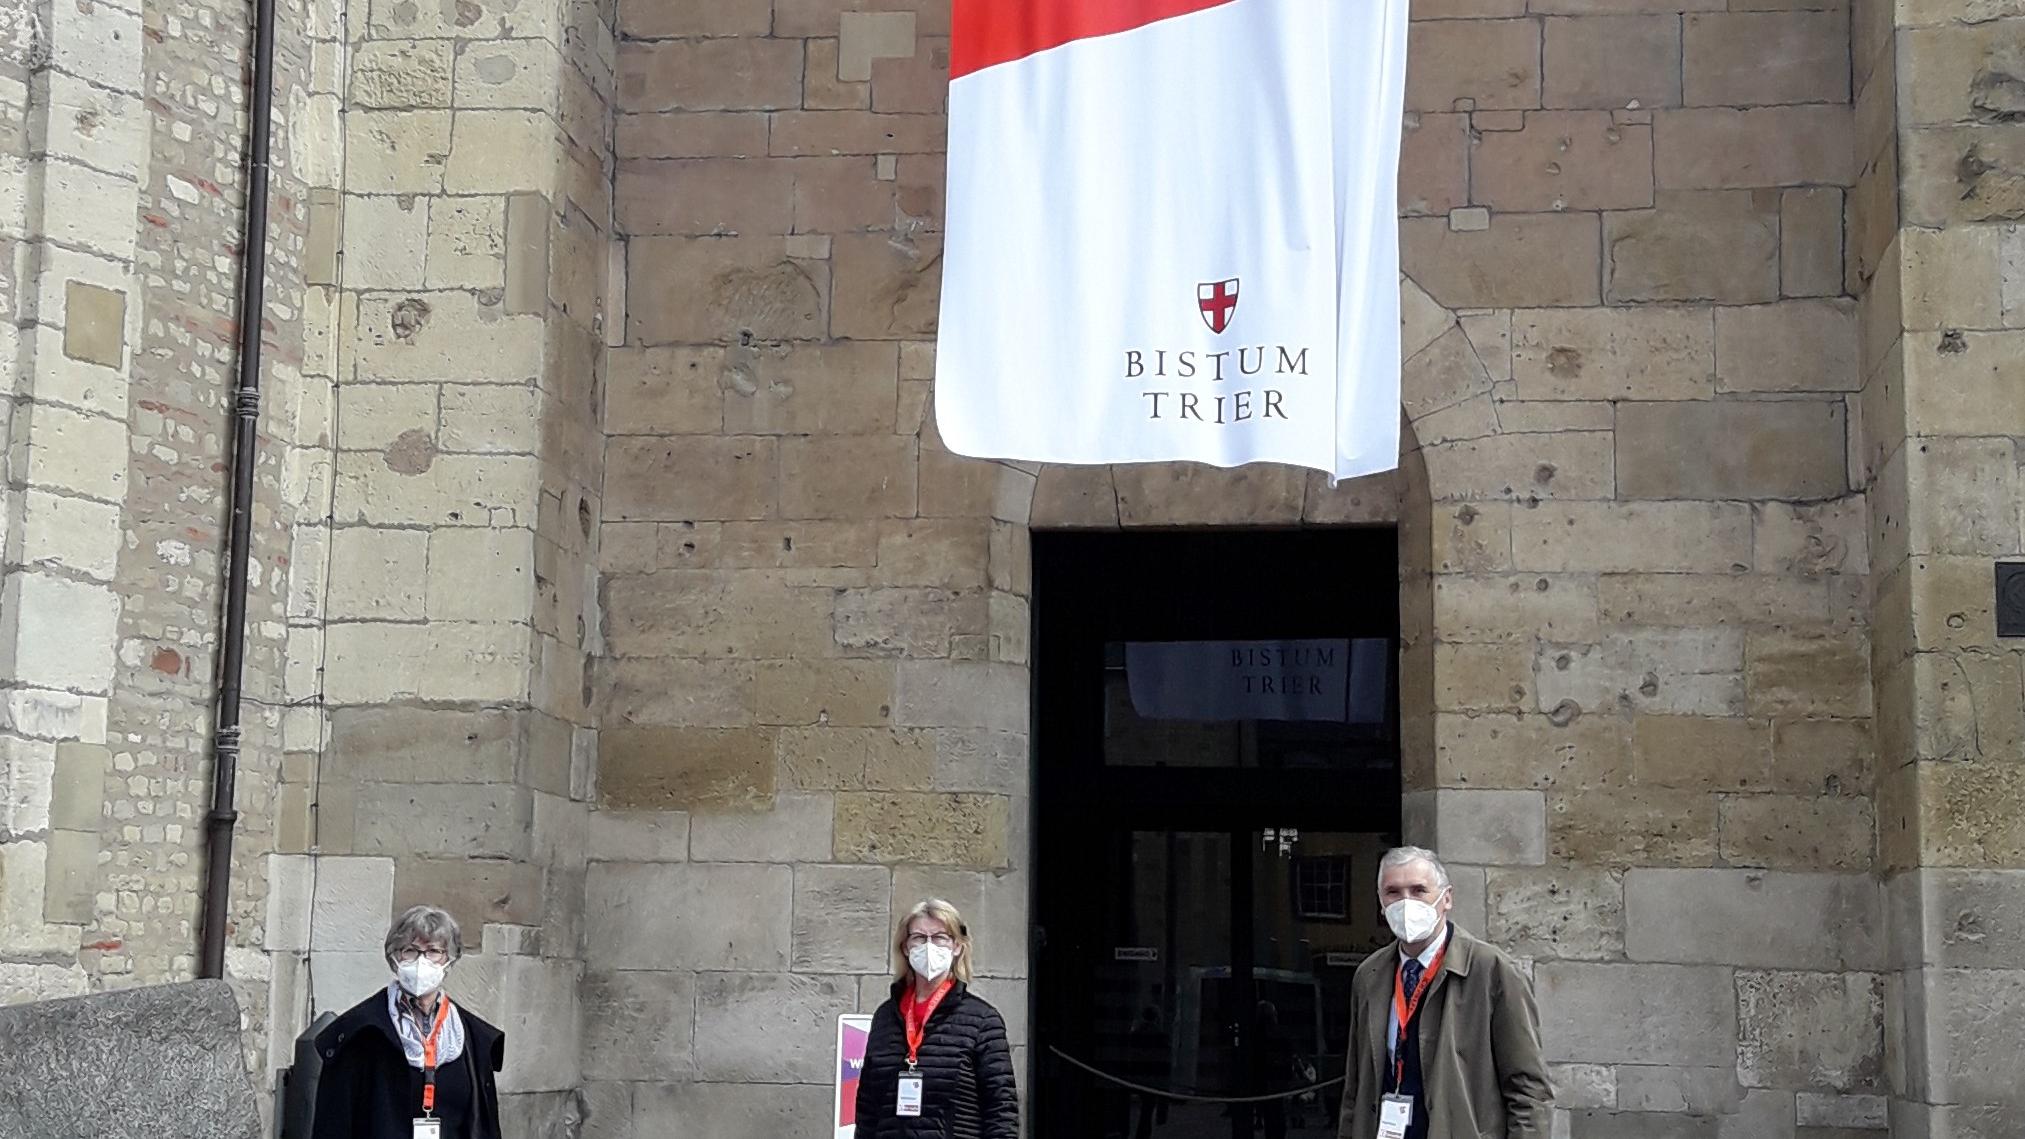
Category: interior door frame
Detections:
[{"x1": 1030, "y1": 528, "x2": 1404, "y2": 1138}]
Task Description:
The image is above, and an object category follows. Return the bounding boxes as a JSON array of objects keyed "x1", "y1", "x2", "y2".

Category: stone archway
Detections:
[
  {"x1": 1008, "y1": 275, "x2": 1492, "y2": 536},
  {"x1": 950, "y1": 277, "x2": 1512, "y2": 1089},
  {"x1": 993, "y1": 274, "x2": 1495, "y2": 794}
]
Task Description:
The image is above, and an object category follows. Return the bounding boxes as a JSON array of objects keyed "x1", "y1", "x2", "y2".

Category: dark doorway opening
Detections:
[{"x1": 1031, "y1": 528, "x2": 1403, "y2": 1139}]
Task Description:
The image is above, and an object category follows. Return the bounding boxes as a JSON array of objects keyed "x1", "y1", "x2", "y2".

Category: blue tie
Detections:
[{"x1": 1401, "y1": 957, "x2": 1423, "y2": 998}]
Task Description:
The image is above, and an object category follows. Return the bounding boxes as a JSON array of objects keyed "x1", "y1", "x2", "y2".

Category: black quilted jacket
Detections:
[{"x1": 854, "y1": 982, "x2": 1021, "y2": 1139}]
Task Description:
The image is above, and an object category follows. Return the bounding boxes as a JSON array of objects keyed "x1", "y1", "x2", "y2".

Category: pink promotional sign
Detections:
[{"x1": 835, "y1": 1014, "x2": 873, "y2": 1138}]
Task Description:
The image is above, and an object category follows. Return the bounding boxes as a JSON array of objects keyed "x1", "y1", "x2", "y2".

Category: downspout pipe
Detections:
[{"x1": 200, "y1": 0, "x2": 279, "y2": 981}]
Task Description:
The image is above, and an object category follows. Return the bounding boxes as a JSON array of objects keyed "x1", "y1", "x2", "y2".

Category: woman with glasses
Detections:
[
  {"x1": 312, "y1": 905, "x2": 507, "y2": 1139},
  {"x1": 854, "y1": 898, "x2": 1020, "y2": 1138}
]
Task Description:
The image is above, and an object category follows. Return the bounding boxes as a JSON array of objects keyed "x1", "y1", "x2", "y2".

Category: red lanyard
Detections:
[
  {"x1": 903, "y1": 980, "x2": 954, "y2": 1068},
  {"x1": 420, "y1": 997, "x2": 453, "y2": 1115},
  {"x1": 1390, "y1": 945, "x2": 1447, "y2": 1087}
]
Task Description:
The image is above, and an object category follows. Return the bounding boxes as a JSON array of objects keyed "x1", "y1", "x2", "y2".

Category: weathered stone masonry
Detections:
[
  {"x1": 583, "y1": 2, "x2": 1885, "y2": 1136},
  {"x1": 269, "y1": 0, "x2": 619, "y2": 1131},
  {"x1": 0, "y1": 0, "x2": 315, "y2": 1095},
  {"x1": 1854, "y1": 2, "x2": 2025, "y2": 1136},
  {"x1": 2, "y1": 1, "x2": 2024, "y2": 1138}
]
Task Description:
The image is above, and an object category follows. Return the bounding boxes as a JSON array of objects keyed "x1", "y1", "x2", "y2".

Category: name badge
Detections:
[
  {"x1": 1377, "y1": 1094, "x2": 1413, "y2": 1139},
  {"x1": 897, "y1": 1074, "x2": 924, "y2": 1117},
  {"x1": 413, "y1": 1120, "x2": 442, "y2": 1139}
]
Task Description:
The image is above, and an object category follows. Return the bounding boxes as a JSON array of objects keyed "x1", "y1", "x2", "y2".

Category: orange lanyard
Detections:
[
  {"x1": 903, "y1": 980, "x2": 954, "y2": 1068},
  {"x1": 1390, "y1": 945, "x2": 1447, "y2": 1087},
  {"x1": 420, "y1": 997, "x2": 453, "y2": 1115}
]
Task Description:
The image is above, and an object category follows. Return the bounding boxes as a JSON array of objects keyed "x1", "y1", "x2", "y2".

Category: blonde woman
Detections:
[{"x1": 854, "y1": 899, "x2": 1020, "y2": 1138}]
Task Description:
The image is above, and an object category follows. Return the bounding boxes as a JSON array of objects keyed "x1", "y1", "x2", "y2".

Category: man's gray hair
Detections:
[
  {"x1": 1377, "y1": 846, "x2": 1450, "y2": 890},
  {"x1": 383, "y1": 904, "x2": 464, "y2": 968}
]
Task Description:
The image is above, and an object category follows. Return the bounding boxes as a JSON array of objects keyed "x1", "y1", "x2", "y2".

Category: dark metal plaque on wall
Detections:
[{"x1": 1996, "y1": 563, "x2": 2025, "y2": 638}]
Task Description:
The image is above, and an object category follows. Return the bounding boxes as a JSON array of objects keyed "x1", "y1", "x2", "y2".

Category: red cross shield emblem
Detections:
[{"x1": 1197, "y1": 278, "x2": 1240, "y2": 334}]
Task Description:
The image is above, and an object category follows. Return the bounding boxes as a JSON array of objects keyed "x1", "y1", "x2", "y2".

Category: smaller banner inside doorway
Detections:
[{"x1": 1124, "y1": 639, "x2": 1389, "y2": 723}]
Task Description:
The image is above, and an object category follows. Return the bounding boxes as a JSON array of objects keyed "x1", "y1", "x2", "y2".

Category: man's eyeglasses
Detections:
[
  {"x1": 395, "y1": 946, "x2": 451, "y2": 965},
  {"x1": 906, "y1": 933, "x2": 956, "y2": 949}
]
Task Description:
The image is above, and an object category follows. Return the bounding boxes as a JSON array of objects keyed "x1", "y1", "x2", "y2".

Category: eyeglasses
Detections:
[
  {"x1": 394, "y1": 946, "x2": 450, "y2": 965},
  {"x1": 906, "y1": 933, "x2": 956, "y2": 949}
]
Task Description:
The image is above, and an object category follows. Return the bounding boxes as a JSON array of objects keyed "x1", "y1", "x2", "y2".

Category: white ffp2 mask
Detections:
[
  {"x1": 1384, "y1": 897, "x2": 1444, "y2": 944},
  {"x1": 908, "y1": 943, "x2": 955, "y2": 981},
  {"x1": 397, "y1": 958, "x2": 448, "y2": 997}
]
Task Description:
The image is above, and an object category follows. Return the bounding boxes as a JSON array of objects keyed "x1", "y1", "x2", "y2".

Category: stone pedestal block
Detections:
[{"x1": 0, "y1": 981, "x2": 260, "y2": 1139}]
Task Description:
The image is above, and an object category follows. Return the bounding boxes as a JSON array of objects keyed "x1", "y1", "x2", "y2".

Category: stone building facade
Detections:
[
  {"x1": 0, "y1": 0, "x2": 314, "y2": 1074},
  {"x1": 1, "y1": 0, "x2": 2023, "y2": 1136}
]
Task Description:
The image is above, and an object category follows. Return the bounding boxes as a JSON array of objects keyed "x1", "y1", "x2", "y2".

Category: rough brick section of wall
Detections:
[
  {"x1": 110, "y1": 0, "x2": 313, "y2": 1014},
  {"x1": 259, "y1": 0, "x2": 350, "y2": 1094},
  {"x1": 0, "y1": 0, "x2": 315, "y2": 1110},
  {"x1": 593, "y1": 3, "x2": 1884, "y2": 1138}
]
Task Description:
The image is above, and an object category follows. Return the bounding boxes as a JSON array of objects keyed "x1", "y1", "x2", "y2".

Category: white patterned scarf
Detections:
[{"x1": 386, "y1": 983, "x2": 467, "y2": 1070}]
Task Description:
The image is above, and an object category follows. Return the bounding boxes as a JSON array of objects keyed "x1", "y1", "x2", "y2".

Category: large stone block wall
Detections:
[
  {"x1": 589, "y1": 2, "x2": 1889, "y2": 1138},
  {"x1": 265, "y1": 0, "x2": 619, "y2": 1131},
  {"x1": 1385, "y1": 10, "x2": 1882, "y2": 1128},
  {"x1": 591, "y1": 4, "x2": 1022, "y2": 1134},
  {"x1": 1853, "y1": 0, "x2": 2025, "y2": 1134}
]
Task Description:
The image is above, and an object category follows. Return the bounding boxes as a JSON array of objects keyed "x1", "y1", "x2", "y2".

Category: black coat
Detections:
[
  {"x1": 855, "y1": 981, "x2": 1020, "y2": 1139},
  {"x1": 312, "y1": 990, "x2": 506, "y2": 1139}
]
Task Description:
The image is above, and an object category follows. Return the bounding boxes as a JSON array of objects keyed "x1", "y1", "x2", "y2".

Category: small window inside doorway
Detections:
[{"x1": 1292, "y1": 856, "x2": 1351, "y2": 921}]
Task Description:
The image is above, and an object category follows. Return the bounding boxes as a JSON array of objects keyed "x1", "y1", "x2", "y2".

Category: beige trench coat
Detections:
[{"x1": 1336, "y1": 925, "x2": 1553, "y2": 1139}]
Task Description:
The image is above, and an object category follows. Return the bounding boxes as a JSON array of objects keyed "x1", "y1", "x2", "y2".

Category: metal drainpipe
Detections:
[{"x1": 200, "y1": 0, "x2": 279, "y2": 981}]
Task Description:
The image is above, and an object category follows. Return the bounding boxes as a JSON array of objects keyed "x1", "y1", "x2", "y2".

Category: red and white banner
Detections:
[{"x1": 935, "y1": 0, "x2": 1410, "y2": 481}]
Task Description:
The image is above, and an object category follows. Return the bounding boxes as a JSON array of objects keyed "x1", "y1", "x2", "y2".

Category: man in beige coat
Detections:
[{"x1": 1337, "y1": 847, "x2": 1553, "y2": 1139}]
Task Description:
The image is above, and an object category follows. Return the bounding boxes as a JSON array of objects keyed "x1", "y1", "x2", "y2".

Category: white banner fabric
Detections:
[{"x1": 935, "y1": 0, "x2": 1411, "y2": 480}]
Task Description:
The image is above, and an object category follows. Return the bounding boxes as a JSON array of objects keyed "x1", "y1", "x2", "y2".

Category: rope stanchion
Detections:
[{"x1": 1047, "y1": 1046, "x2": 1348, "y2": 1104}]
